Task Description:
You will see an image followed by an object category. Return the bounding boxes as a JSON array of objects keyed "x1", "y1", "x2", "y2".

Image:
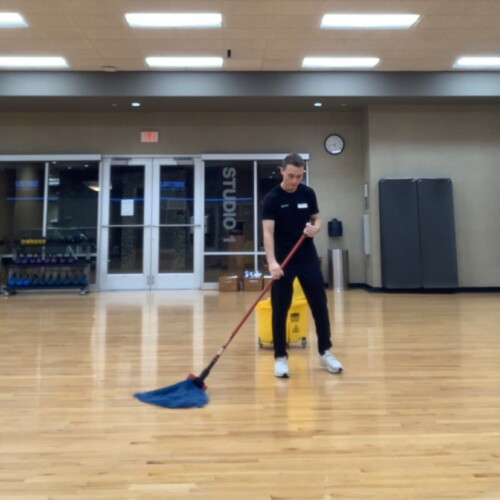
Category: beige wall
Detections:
[
  {"x1": 2, "y1": 104, "x2": 499, "y2": 288},
  {"x1": 361, "y1": 110, "x2": 372, "y2": 285},
  {"x1": 0, "y1": 111, "x2": 366, "y2": 283},
  {"x1": 366, "y1": 104, "x2": 500, "y2": 287}
]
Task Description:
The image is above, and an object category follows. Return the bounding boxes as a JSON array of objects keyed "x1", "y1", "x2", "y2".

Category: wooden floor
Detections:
[{"x1": 1, "y1": 289, "x2": 500, "y2": 500}]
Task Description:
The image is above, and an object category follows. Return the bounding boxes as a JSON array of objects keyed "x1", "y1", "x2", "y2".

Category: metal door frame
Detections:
[{"x1": 99, "y1": 156, "x2": 203, "y2": 290}]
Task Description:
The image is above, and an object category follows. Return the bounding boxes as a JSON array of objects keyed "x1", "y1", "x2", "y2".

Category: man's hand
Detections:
[
  {"x1": 304, "y1": 222, "x2": 319, "y2": 238},
  {"x1": 269, "y1": 261, "x2": 284, "y2": 280}
]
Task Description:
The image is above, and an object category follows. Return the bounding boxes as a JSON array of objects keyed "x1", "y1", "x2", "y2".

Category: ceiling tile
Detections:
[
  {"x1": 223, "y1": 0, "x2": 274, "y2": 15},
  {"x1": 23, "y1": 14, "x2": 76, "y2": 28},
  {"x1": 270, "y1": 1, "x2": 326, "y2": 16},
  {"x1": 102, "y1": 58, "x2": 148, "y2": 71},
  {"x1": 222, "y1": 39, "x2": 266, "y2": 51},
  {"x1": 92, "y1": 39, "x2": 138, "y2": 51},
  {"x1": 60, "y1": 0, "x2": 117, "y2": 15},
  {"x1": 261, "y1": 59, "x2": 299, "y2": 70},
  {"x1": 0, "y1": 0, "x2": 500, "y2": 72},
  {"x1": 69, "y1": 14, "x2": 126, "y2": 29},
  {"x1": 9, "y1": 0, "x2": 66, "y2": 15},
  {"x1": 224, "y1": 48, "x2": 265, "y2": 60},
  {"x1": 0, "y1": 29, "x2": 39, "y2": 40},
  {"x1": 35, "y1": 26, "x2": 85, "y2": 40},
  {"x1": 225, "y1": 59, "x2": 263, "y2": 70},
  {"x1": 136, "y1": 39, "x2": 223, "y2": 53},
  {"x1": 80, "y1": 27, "x2": 134, "y2": 40},
  {"x1": 224, "y1": 14, "x2": 317, "y2": 29},
  {"x1": 304, "y1": 40, "x2": 396, "y2": 53},
  {"x1": 67, "y1": 56, "x2": 105, "y2": 68},
  {"x1": 429, "y1": 0, "x2": 500, "y2": 16},
  {"x1": 96, "y1": 48, "x2": 142, "y2": 59},
  {"x1": 0, "y1": 39, "x2": 56, "y2": 51}
]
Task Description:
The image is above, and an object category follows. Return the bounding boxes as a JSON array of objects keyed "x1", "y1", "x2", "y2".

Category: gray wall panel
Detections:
[
  {"x1": 379, "y1": 179, "x2": 422, "y2": 289},
  {"x1": 417, "y1": 179, "x2": 458, "y2": 289}
]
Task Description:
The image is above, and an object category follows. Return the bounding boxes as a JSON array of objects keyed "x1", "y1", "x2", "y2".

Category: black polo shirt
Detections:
[{"x1": 262, "y1": 183, "x2": 319, "y2": 265}]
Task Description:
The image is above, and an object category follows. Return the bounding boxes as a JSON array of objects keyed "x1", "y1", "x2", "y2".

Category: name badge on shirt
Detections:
[{"x1": 297, "y1": 203, "x2": 308, "y2": 209}]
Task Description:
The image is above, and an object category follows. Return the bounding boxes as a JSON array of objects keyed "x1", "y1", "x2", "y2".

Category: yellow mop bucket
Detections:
[{"x1": 256, "y1": 297, "x2": 308, "y2": 348}]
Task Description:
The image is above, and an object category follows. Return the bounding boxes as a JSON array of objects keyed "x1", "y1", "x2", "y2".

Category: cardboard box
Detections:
[
  {"x1": 218, "y1": 275, "x2": 239, "y2": 292},
  {"x1": 243, "y1": 276, "x2": 263, "y2": 291}
]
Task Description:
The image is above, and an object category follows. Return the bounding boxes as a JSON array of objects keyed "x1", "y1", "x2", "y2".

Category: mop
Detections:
[{"x1": 134, "y1": 234, "x2": 306, "y2": 409}]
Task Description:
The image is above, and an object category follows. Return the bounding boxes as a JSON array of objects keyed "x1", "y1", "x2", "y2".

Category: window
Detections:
[
  {"x1": 0, "y1": 160, "x2": 99, "y2": 285},
  {"x1": 203, "y1": 157, "x2": 308, "y2": 283}
]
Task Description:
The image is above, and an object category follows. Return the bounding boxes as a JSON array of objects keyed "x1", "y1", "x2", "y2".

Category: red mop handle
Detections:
[
  {"x1": 225, "y1": 232, "x2": 306, "y2": 344},
  {"x1": 196, "y1": 234, "x2": 307, "y2": 383}
]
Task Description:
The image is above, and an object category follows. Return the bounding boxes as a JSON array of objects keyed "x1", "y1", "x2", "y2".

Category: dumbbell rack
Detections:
[{"x1": 1, "y1": 238, "x2": 91, "y2": 296}]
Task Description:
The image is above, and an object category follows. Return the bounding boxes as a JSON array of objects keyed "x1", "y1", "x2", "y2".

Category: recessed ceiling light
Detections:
[
  {"x1": 302, "y1": 57, "x2": 379, "y2": 69},
  {"x1": 146, "y1": 56, "x2": 223, "y2": 68},
  {"x1": 321, "y1": 13, "x2": 420, "y2": 29},
  {"x1": 314, "y1": 102, "x2": 322, "y2": 107},
  {"x1": 0, "y1": 12, "x2": 27, "y2": 27},
  {"x1": 131, "y1": 102, "x2": 141, "y2": 107},
  {"x1": 126, "y1": 13, "x2": 222, "y2": 28},
  {"x1": 454, "y1": 56, "x2": 500, "y2": 68},
  {"x1": 0, "y1": 56, "x2": 68, "y2": 68}
]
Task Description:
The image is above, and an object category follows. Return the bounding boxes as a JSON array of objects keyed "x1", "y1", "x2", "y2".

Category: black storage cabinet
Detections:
[{"x1": 379, "y1": 178, "x2": 458, "y2": 290}]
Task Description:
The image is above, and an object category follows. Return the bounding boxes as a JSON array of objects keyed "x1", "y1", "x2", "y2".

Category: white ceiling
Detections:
[{"x1": 1, "y1": 0, "x2": 500, "y2": 72}]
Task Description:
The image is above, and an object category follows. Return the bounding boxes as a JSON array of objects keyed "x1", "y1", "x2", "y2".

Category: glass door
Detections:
[
  {"x1": 99, "y1": 157, "x2": 202, "y2": 290},
  {"x1": 151, "y1": 158, "x2": 201, "y2": 289}
]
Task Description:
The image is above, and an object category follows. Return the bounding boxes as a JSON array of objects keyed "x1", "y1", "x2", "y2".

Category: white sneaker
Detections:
[
  {"x1": 274, "y1": 357, "x2": 289, "y2": 378},
  {"x1": 319, "y1": 351, "x2": 343, "y2": 373}
]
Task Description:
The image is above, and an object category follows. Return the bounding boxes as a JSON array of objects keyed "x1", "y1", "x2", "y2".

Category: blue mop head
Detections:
[{"x1": 134, "y1": 374, "x2": 209, "y2": 409}]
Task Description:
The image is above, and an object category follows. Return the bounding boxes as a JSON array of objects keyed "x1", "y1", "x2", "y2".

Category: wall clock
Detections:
[{"x1": 324, "y1": 134, "x2": 345, "y2": 155}]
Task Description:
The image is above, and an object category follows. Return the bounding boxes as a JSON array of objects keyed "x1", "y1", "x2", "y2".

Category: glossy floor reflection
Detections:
[{"x1": 1, "y1": 290, "x2": 500, "y2": 499}]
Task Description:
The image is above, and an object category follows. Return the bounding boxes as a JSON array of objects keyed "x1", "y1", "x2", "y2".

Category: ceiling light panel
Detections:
[
  {"x1": 321, "y1": 14, "x2": 420, "y2": 29},
  {"x1": 302, "y1": 57, "x2": 380, "y2": 68},
  {"x1": 0, "y1": 12, "x2": 27, "y2": 27},
  {"x1": 126, "y1": 13, "x2": 222, "y2": 28},
  {"x1": 146, "y1": 57, "x2": 223, "y2": 68},
  {"x1": 454, "y1": 56, "x2": 500, "y2": 68},
  {"x1": 0, "y1": 56, "x2": 68, "y2": 68}
]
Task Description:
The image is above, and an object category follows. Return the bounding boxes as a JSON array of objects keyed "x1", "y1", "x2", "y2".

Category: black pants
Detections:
[{"x1": 271, "y1": 258, "x2": 332, "y2": 358}]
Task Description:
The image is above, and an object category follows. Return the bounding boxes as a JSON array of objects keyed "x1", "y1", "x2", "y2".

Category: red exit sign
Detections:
[{"x1": 141, "y1": 131, "x2": 159, "y2": 143}]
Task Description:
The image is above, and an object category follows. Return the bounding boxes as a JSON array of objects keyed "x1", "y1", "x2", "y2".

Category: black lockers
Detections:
[{"x1": 379, "y1": 178, "x2": 458, "y2": 290}]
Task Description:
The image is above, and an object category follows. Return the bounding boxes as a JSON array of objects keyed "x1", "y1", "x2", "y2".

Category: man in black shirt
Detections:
[{"x1": 262, "y1": 153, "x2": 343, "y2": 378}]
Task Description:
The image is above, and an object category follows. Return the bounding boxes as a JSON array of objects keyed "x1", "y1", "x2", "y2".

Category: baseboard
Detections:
[
  {"x1": 455, "y1": 287, "x2": 500, "y2": 293},
  {"x1": 345, "y1": 283, "x2": 500, "y2": 293}
]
